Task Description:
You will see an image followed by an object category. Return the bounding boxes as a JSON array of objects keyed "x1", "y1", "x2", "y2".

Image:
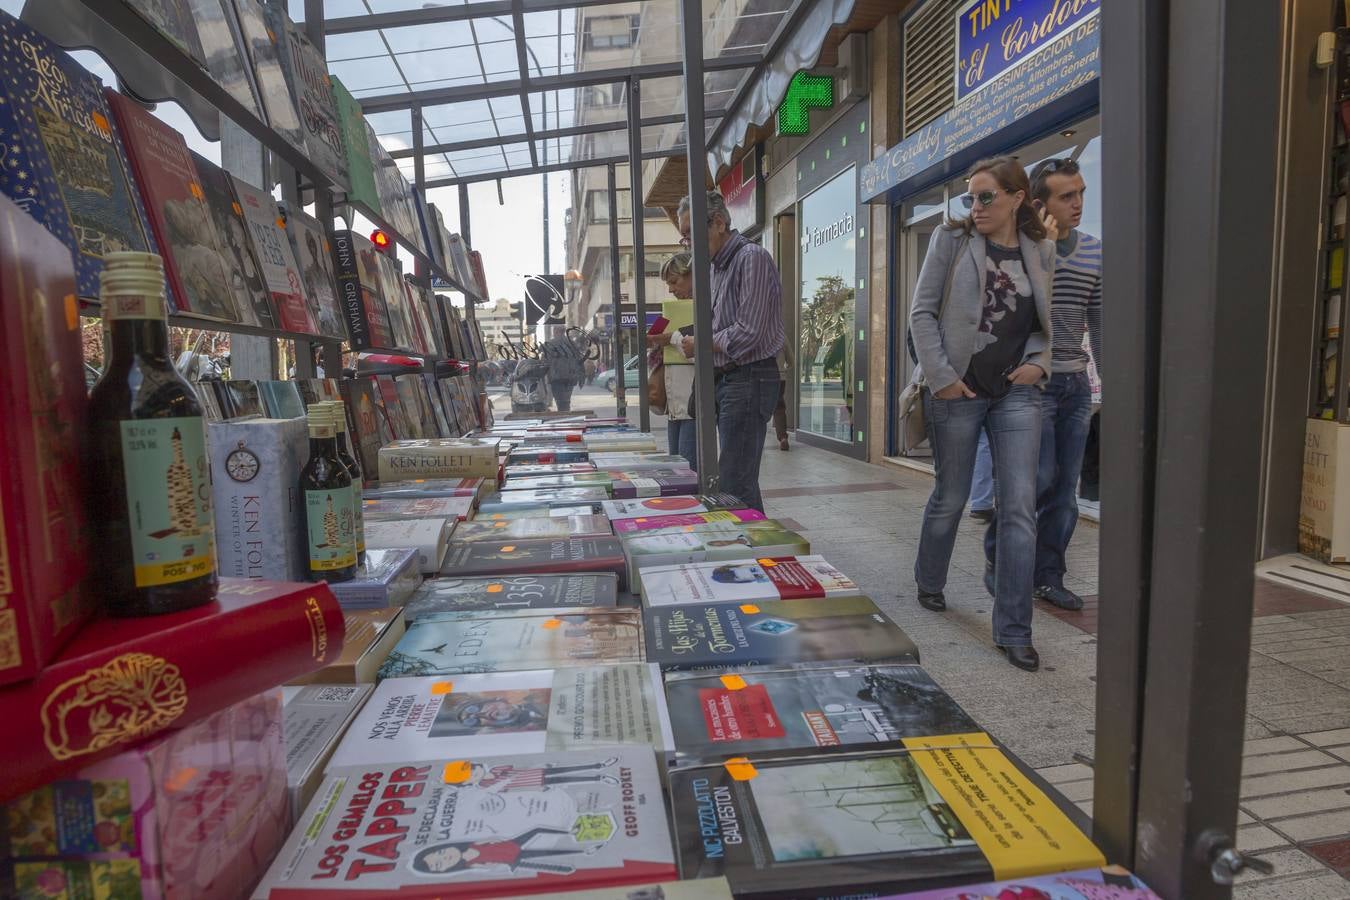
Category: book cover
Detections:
[
  {"x1": 422, "y1": 371, "x2": 454, "y2": 436},
  {"x1": 252, "y1": 747, "x2": 676, "y2": 897},
  {"x1": 505, "y1": 462, "x2": 601, "y2": 477},
  {"x1": 438, "y1": 537, "x2": 626, "y2": 585},
  {"x1": 290, "y1": 608, "x2": 405, "y2": 686},
  {"x1": 405, "y1": 575, "x2": 619, "y2": 620},
  {"x1": 208, "y1": 416, "x2": 309, "y2": 582},
  {"x1": 0, "y1": 11, "x2": 157, "y2": 300},
  {"x1": 664, "y1": 664, "x2": 979, "y2": 762},
  {"x1": 330, "y1": 75, "x2": 381, "y2": 215},
  {"x1": 378, "y1": 609, "x2": 644, "y2": 678},
  {"x1": 583, "y1": 434, "x2": 659, "y2": 453},
  {"x1": 468, "y1": 248, "x2": 489, "y2": 299},
  {"x1": 446, "y1": 232, "x2": 474, "y2": 287},
  {"x1": 190, "y1": 150, "x2": 278, "y2": 328},
  {"x1": 230, "y1": 174, "x2": 316, "y2": 333},
  {"x1": 126, "y1": 0, "x2": 207, "y2": 66},
  {"x1": 0, "y1": 194, "x2": 92, "y2": 686},
  {"x1": 282, "y1": 683, "x2": 373, "y2": 820},
  {"x1": 265, "y1": 4, "x2": 347, "y2": 186},
  {"x1": 364, "y1": 518, "x2": 452, "y2": 574},
  {"x1": 476, "y1": 504, "x2": 601, "y2": 521},
  {"x1": 364, "y1": 495, "x2": 474, "y2": 522},
  {"x1": 342, "y1": 376, "x2": 387, "y2": 479},
  {"x1": 661, "y1": 298, "x2": 694, "y2": 365},
  {"x1": 221, "y1": 378, "x2": 265, "y2": 418},
  {"x1": 365, "y1": 477, "x2": 483, "y2": 500},
  {"x1": 668, "y1": 741, "x2": 1104, "y2": 898},
  {"x1": 502, "y1": 472, "x2": 614, "y2": 492},
  {"x1": 229, "y1": 0, "x2": 306, "y2": 154},
  {"x1": 3, "y1": 690, "x2": 288, "y2": 900},
  {"x1": 508, "y1": 447, "x2": 591, "y2": 465},
  {"x1": 326, "y1": 547, "x2": 422, "y2": 611},
  {"x1": 644, "y1": 596, "x2": 920, "y2": 672},
  {"x1": 395, "y1": 373, "x2": 437, "y2": 438},
  {"x1": 881, "y1": 867, "x2": 1159, "y2": 899},
  {"x1": 284, "y1": 205, "x2": 347, "y2": 339},
  {"x1": 378, "y1": 437, "x2": 501, "y2": 482},
  {"x1": 625, "y1": 527, "x2": 809, "y2": 594},
  {"x1": 641, "y1": 555, "x2": 857, "y2": 607},
  {"x1": 365, "y1": 120, "x2": 423, "y2": 253},
  {"x1": 257, "y1": 379, "x2": 306, "y2": 418},
  {"x1": 106, "y1": 90, "x2": 239, "y2": 323},
  {"x1": 497, "y1": 881, "x2": 733, "y2": 900},
  {"x1": 375, "y1": 253, "x2": 419, "y2": 352},
  {"x1": 378, "y1": 374, "x2": 416, "y2": 439},
  {"x1": 328, "y1": 664, "x2": 673, "y2": 769},
  {"x1": 610, "y1": 472, "x2": 701, "y2": 499},
  {"x1": 186, "y1": 0, "x2": 263, "y2": 119},
  {"x1": 331, "y1": 229, "x2": 395, "y2": 349},
  {"x1": 479, "y1": 487, "x2": 610, "y2": 513},
  {"x1": 611, "y1": 508, "x2": 768, "y2": 534},
  {"x1": 0, "y1": 579, "x2": 345, "y2": 803},
  {"x1": 601, "y1": 495, "x2": 740, "y2": 521},
  {"x1": 404, "y1": 279, "x2": 439, "y2": 356},
  {"x1": 451, "y1": 515, "x2": 613, "y2": 543}
]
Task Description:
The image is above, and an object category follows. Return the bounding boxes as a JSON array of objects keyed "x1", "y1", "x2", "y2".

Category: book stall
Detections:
[{"x1": 0, "y1": 1, "x2": 1163, "y2": 899}]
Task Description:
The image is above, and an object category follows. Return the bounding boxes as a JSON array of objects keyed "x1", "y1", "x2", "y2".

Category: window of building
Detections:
[{"x1": 583, "y1": 15, "x2": 638, "y2": 50}]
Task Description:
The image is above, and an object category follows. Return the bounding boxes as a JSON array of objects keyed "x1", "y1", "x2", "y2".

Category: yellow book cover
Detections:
[{"x1": 662, "y1": 299, "x2": 694, "y2": 365}]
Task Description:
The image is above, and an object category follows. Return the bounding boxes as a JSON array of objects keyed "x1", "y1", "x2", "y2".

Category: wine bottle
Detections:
[
  {"x1": 326, "y1": 399, "x2": 366, "y2": 566},
  {"x1": 299, "y1": 404, "x2": 357, "y2": 582},
  {"x1": 88, "y1": 252, "x2": 218, "y2": 616}
]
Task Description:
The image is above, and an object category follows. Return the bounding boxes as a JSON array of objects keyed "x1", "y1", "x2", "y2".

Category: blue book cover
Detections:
[{"x1": 0, "y1": 11, "x2": 159, "y2": 301}]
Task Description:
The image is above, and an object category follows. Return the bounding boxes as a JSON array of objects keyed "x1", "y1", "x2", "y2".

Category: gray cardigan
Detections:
[{"x1": 909, "y1": 226, "x2": 1055, "y2": 394}]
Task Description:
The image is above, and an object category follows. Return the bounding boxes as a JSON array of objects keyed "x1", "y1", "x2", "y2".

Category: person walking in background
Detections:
[
  {"x1": 672, "y1": 191, "x2": 784, "y2": 512},
  {"x1": 542, "y1": 329, "x2": 584, "y2": 412},
  {"x1": 772, "y1": 344, "x2": 792, "y2": 451},
  {"x1": 909, "y1": 156, "x2": 1055, "y2": 672},
  {"x1": 968, "y1": 431, "x2": 994, "y2": 521},
  {"x1": 652, "y1": 252, "x2": 699, "y2": 470}
]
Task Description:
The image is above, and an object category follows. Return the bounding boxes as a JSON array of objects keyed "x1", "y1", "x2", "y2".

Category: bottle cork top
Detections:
[{"x1": 100, "y1": 252, "x2": 167, "y2": 319}]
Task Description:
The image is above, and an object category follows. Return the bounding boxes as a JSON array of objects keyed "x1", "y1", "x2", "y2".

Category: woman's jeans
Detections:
[
  {"x1": 667, "y1": 417, "x2": 698, "y2": 471},
  {"x1": 914, "y1": 385, "x2": 1043, "y2": 647},
  {"x1": 969, "y1": 430, "x2": 994, "y2": 512}
]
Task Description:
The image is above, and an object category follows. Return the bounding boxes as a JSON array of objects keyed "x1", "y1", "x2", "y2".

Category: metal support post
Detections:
[
  {"x1": 305, "y1": 0, "x2": 343, "y2": 379},
  {"x1": 607, "y1": 163, "x2": 626, "y2": 418},
  {"x1": 679, "y1": 0, "x2": 719, "y2": 493},
  {"x1": 627, "y1": 76, "x2": 650, "y2": 431},
  {"x1": 459, "y1": 184, "x2": 476, "y2": 324}
]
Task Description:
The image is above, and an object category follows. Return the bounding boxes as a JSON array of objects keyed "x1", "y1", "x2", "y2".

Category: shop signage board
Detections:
[
  {"x1": 718, "y1": 153, "x2": 763, "y2": 232},
  {"x1": 956, "y1": 0, "x2": 1101, "y2": 101},
  {"x1": 861, "y1": 12, "x2": 1099, "y2": 202}
]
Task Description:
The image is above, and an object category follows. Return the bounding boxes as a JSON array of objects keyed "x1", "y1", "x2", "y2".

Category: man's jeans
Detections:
[
  {"x1": 969, "y1": 430, "x2": 994, "y2": 512},
  {"x1": 668, "y1": 417, "x2": 698, "y2": 471},
  {"x1": 550, "y1": 379, "x2": 575, "y2": 412},
  {"x1": 715, "y1": 359, "x2": 780, "y2": 512},
  {"x1": 915, "y1": 385, "x2": 1042, "y2": 647}
]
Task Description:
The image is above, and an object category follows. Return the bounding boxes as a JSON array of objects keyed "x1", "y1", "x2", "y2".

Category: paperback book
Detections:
[
  {"x1": 624, "y1": 526, "x2": 809, "y2": 594},
  {"x1": 330, "y1": 75, "x2": 381, "y2": 213},
  {"x1": 191, "y1": 151, "x2": 277, "y2": 328},
  {"x1": 126, "y1": 0, "x2": 207, "y2": 66},
  {"x1": 451, "y1": 515, "x2": 613, "y2": 543},
  {"x1": 502, "y1": 472, "x2": 614, "y2": 492},
  {"x1": 882, "y1": 867, "x2": 1159, "y2": 899},
  {"x1": 404, "y1": 574, "x2": 619, "y2": 619},
  {"x1": 326, "y1": 547, "x2": 422, "y2": 611},
  {"x1": 343, "y1": 377, "x2": 391, "y2": 478},
  {"x1": 290, "y1": 607, "x2": 405, "y2": 686},
  {"x1": 438, "y1": 537, "x2": 626, "y2": 586},
  {"x1": 378, "y1": 608, "x2": 644, "y2": 678},
  {"x1": 257, "y1": 380, "x2": 305, "y2": 418},
  {"x1": 588, "y1": 453, "x2": 689, "y2": 469},
  {"x1": 363, "y1": 517, "x2": 453, "y2": 574},
  {"x1": 283, "y1": 204, "x2": 347, "y2": 339},
  {"x1": 230, "y1": 174, "x2": 316, "y2": 333},
  {"x1": 229, "y1": 0, "x2": 306, "y2": 154},
  {"x1": 253, "y1": 747, "x2": 677, "y2": 897},
  {"x1": 478, "y1": 487, "x2": 610, "y2": 512},
  {"x1": 641, "y1": 555, "x2": 858, "y2": 607},
  {"x1": 504, "y1": 462, "x2": 600, "y2": 477},
  {"x1": 363, "y1": 495, "x2": 474, "y2": 522},
  {"x1": 644, "y1": 596, "x2": 920, "y2": 671},
  {"x1": 365, "y1": 477, "x2": 484, "y2": 500},
  {"x1": 265, "y1": 4, "x2": 347, "y2": 185},
  {"x1": 331, "y1": 229, "x2": 395, "y2": 349},
  {"x1": 281, "y1": 683, "x2": 373, "y2": 819},
  {"x1": 601, "y1": 495, "x2": 743, "y2": 521},
  {"x1": 611, "y1": 508, "x2": 768, "y2": 534},
  {"x1": 378, "y1": 437, "x2": 501, "y2": 482},
  {"x1": 507, "y1": 447, "x2": 591, "y2": 465},
  {"x1": 327, "y1": 664, "x2": 674, "y2": 768},
  {"x1": 609, "y1": 471, "x2": 701, "y2": 499},
  {"x1": 186, "y1": 0, "x2": 263, "y2": 119},
  {"x1": 476, "y1": 504, "x2": 600, "y2": 520}
]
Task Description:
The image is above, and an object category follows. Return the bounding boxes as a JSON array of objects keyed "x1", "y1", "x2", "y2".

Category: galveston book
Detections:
[
  {"x1": 640, "y1": 555, "x2": 858, "y2": 607},
  {"x1": 404, "y1": 575, "x2": 619, "y2": 620},
  {"x1": 644, "y1": 596, "x2": 920, "y2": 671},
  {"x1": 252, "y1": 747, "x2": 677, "y2": 897},
  {"x1": 378, "y1": 608, "x2": 644, "y2": 678},
  {"x1": 325, "y1": 664, "x2": 674, "y2": 768}
]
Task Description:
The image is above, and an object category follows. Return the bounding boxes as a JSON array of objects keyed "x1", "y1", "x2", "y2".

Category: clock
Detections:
[{"x1": 225, "y1": 442, "x2": 260, "y2": 483}]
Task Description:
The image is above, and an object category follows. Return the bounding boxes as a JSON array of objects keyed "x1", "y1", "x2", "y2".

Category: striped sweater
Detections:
[{"x1": 1050, "y1": 231, "x2": 1103, "y2": 374}]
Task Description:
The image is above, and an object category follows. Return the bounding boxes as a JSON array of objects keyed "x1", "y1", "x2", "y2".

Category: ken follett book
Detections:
[
  {"x1": 404, "y1": 574, "x2": 619, "y2": 620},
  {"x1": 644, "y1": 596, "x2": 920, "y2": 671},
  {"x1": 439, "y1": 537, "x2": 627, "y2": 587}
]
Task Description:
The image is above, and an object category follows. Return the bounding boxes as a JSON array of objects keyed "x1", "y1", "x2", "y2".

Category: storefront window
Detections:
[{"x1": 798, "y1": 166, "x2": 858, "y2": 442}]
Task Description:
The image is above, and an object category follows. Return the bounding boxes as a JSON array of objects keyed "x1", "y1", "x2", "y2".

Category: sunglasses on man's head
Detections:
[{"x1": 960, "y1": 190, "x2": 1002, "y2": 210}]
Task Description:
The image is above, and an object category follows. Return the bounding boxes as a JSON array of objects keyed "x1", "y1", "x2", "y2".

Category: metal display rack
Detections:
[{"x1": 1315, "y1": 29, "x2": 1350, "y2": 421}]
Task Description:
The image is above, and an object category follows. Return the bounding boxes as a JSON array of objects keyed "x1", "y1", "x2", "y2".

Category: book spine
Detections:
[
  {"x1": 0, "y1": 583, "x2": 346, "y2": 804},
  {"x1": 330, "y1": 231, "x2": 370, "y2": 348}
]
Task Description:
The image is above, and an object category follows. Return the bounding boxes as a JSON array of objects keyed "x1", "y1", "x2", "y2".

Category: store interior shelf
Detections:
[
  {"x1": 68, "y1": 0, "x2": 349, "y2": 196},
  {"x1": 337, "y1": 196, "x2": 487, "y2": 305}
]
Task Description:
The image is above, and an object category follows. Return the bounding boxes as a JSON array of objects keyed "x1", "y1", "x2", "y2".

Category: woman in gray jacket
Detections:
[{"x1": 909, "y1": 156, "x2": 1055, "y2": 672}]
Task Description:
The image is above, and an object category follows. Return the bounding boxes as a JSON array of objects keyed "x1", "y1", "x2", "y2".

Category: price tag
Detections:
[
  {"x1": 542, "y1": 618, "x2": 562, "y2": 629},
  {"x1": 720, "y1": 674, "x2": 747, "y2": 690},
  {"x1": 442, "y1": 761, "x2": 472, "y2": 784},
  {"x1": 739, "y1": 604, "x2": 760, "y2": 615},
  {"x1": 430, "y1": 682, "x2": 454, "y2": 696},
  {"x1": 487, "y1": 583, "x2": 503, "y2": 593},
  {"x1": 758, "y1": 559, "x2": 777, "y2": 567},
  {"x1": 501, "y1": 545, "x2": 516, "y2": 552},
  {"x1": 724, "y1": 757, "x2": 757, "y2": 781},
  {"x1": 164, "y1": 767, "x2": 199, "y2": 793}
]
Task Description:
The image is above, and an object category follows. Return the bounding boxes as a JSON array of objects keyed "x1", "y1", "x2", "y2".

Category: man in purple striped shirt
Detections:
[{"x1": 672, "y1": 190, "x2": 785, "y2": 511}]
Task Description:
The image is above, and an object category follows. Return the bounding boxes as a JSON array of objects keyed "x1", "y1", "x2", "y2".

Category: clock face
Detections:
[{"x1": 226, "y1": 448, "x2": 260, "y2": 483}]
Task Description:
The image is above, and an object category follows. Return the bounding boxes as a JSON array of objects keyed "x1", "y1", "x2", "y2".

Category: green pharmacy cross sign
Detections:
[{"x1": 778, "y1": 72, "x2": 834, "y2": 136}]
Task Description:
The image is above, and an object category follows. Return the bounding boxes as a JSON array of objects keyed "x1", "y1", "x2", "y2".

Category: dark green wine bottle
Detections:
[
  {"x1": 326, "y1": 400, "x2": 366, "y2": 566},
  {"x1": 299, "y1": 404, "x2": 357, "y2": 582}
]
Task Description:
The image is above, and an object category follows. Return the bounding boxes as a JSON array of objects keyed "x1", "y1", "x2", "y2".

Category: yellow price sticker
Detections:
[
  {"x1": 487, "y1": 583, "x2": 503, "y2": 593},
  {"x1": 724, "y1": 757, "x2": 757, "y2": 781},
  {"x1": 495, "y1": 521, "x2": 508, "y2": 528},
  {"x1": 739, "y1": 604, "x2": 760, "y2": 615},
  {"x1": 720, "y1": 674, "x2": 747, "y2": 690},
  {"x1": 442, "y1": 761, "x2": 472, "y2": 784},
  {"x1": 542, "y1": 618, "x2": 562, "y2": 629},
  {"x1": 758, "y1": 558, "x2": 777, "y2": 567},
  {"x1": 500, "y1": 545, "x2": 516, "y2": 552},
  {"x1": 430, "y1": 681, "x2": 454, "y2": 696},
  {"x1": 164, "y1": 767, "x2": 199, "y2": 793}
]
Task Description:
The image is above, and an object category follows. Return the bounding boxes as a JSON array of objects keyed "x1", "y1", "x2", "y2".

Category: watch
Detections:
[{"x1": 225, "y1": 442, "x2": 260, "y2": 483}]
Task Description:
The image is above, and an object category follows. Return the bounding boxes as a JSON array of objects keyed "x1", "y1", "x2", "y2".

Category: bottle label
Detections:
[
  {"x1": 306, "y1": 488, "x2": 357, "y2": 571},
  {"x1": 352, "y1": 481, "x2": 366, "y2": 554},
  {"x1": 104, "y1": 292, "x2": 166, "y2": 320},
  {"x1": 119, "y1": 417, "x2": 215, "y2": 587}
]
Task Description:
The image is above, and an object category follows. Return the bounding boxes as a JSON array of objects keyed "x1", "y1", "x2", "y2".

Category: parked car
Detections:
[{"x1": 598, "y1": 356, "x2": 640, "y2": 393}]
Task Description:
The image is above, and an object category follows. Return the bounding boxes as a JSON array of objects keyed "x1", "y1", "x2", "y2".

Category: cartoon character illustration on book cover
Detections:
[
  {"x1": 466, "y1": 756, "x2": 621, "y2": 790},
  {"x1": 411, "y1": 826, "x2": 599, "y2": 876}
]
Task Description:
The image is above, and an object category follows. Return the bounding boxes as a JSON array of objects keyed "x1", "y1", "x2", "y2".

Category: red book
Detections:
[
  {"x1": 0, "y1": 578, "x2": 345, "y2": 803},
  {"x1": 104, "y1": 90, "x2": 239, "y2": 323},
  {"x1": 0, "y1": 193, "x2": 94, "y2": 686},
  {"x1": 468, "y1": 248, "x2": 489, "y2": 298}
]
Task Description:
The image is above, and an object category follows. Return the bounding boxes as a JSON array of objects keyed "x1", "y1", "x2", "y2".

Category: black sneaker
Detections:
[
  {"x1": 1035, "y1": 584, "x2": 1084, "y2": 611},
  {"x1": 917, "y1": 591, "x2": 946, "y2": 612},
  {"x1": 969, "y1": 508, "x2": 994, "y2": 523}
]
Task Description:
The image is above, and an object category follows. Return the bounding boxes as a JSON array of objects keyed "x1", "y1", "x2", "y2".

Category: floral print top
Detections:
[{"x1": 963, "y1": 240, "x2": 1041, "y2": 398}]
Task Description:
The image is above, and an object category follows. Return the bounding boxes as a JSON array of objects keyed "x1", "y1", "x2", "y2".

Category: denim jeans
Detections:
[
  {"x1": 667, "y1": 417, "x2": 698, "y2": 472},
  {"x1": 715, "y1": 359, "x2": 780, "y2": 512},
  {"x1": 915, "y1": 385, "x2": 1043, "y2": 647},
  {"x1": 969, "y1": 429, "x2": 994, "y2": 512}
]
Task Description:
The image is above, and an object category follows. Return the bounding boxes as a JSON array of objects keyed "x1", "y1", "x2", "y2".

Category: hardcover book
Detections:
[
  {"x1": 106, "y1": 90, "x2": 238, "y2": 322},
  {"x1": 0, "y1": 11, "x2": 157, "y2": 300},
  {"x1": 191, "y1": 151, "x2": 277, "y2": 328},
  {"x1": 331, "y1": 229, "x2": 395, "y2": 349},
  {"x1": 438, "y1": 537, "x2": 626, "y2": 586},
  {"x1": 282, "y1": 683, "x2": 373, "y2": 820},
  {"x1": 882, "y1": 867, "x2": 1159, "y2": 899},
  {"x1": 187, "y1": 0, "x2": 263, "y2": 119},
  {"x1": 208, "y1": 416, "x2": 309, "y2": 582},
  {"x1": 252, "y1": 747, "x2": 676, "y2": 897},
  {"x1": 126, "y1": 0, "x2": 207, "y2": 67},
  {"x1": 479, "y1": 487, "x2": 611, "y2": 513},
  {"x1": 668, "y1": 741, "x2": 1104, "y2": 898},
  {"x1": 0, "y1": 194, "x2": 92, "y2": 685},
  {"x1": 0, "y1": 579, "x2": 345, "y2": 803},
  {"x1": 363, "y1": 495, "x2": 475, "y2": 522},
  {"x1": 230, "y1": 174, "x2": 316, "y2": 333},
  {"x1": 330, "y1": 75, "x2": 381, "y2": 214},
  {"x1": 327, "y1": 664, "x2": 673, "y2": 768},
  {"x1": 644, "y1": 596, "x2": 920, "y2": 672},
  {"x1": 264, "y1": 5, "x2": 347, "y2": 185},
  {"x1": 404, "y1": 574, "x2": 619, "y2": 620},
  {"x1": 290, "y1": 607, "x2": 405, "y2": 686},
  {"x1": 451, "y1": 515, "x2": 613, "y2": 543},
  {"x1": 229, "y1": 0, "x2": 306, "y2": 153},
  {"x1": 663, "y1": 664, "x2": 978, "y2": 762},
  {"x1": 283, "y1": 204, "x2": 347, "y2": 339},
  {"x1": 625, "y1": 526, "x2": 809, "y2": 594},
  {"x1": 3, "y1": 690, "x2": 288, "y2": 900},
  {"x1": 379, "y1": 608, "x2": 644, "y2": 678},
  {"x1": 378, "y1": 437, "x2": 501, "y2": 482},
  {"x1": 326, "y1": 547, "x2": 423, "y2": 611},
  {"x1": 611, "y1": 508, "x2": 768, "y2": 534},
  {"x1": 364, "y1": 517, "x2": 453, "y2": 574},
  {"x1": 641, "y1": 554, "x2": 857, "y2": 607}
]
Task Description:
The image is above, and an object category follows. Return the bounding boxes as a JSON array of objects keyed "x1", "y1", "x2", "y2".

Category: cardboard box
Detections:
[
  {"x1": 280, "y1": 684, "x2": 372, "y2": 820},
  {"x1": 1301, "y1": 417, "x2": 1350, "y2": 562},
  {"x1": 208, "y1": 417, "x2": 309, "y2": 582}
]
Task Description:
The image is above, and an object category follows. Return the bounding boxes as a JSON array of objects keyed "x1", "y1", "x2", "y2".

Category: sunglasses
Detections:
[{"x1": 960, "y1": 190, "x2": 1003, "y2": 210}]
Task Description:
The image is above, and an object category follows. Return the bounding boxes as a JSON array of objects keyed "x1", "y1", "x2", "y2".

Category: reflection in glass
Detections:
[{"x1": 798, "y1": 166, "x2": 858, "y2": 442}]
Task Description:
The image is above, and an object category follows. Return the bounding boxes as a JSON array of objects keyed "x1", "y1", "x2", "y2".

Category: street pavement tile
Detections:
[{"x1": 1234, "y1": 874, "x2": 1350, "y2": 899}]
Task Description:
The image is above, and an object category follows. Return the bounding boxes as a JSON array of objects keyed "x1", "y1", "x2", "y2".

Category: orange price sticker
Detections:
[
  {"x1": 724, "y1": 758, "x2": 757, "y2": 781},
  {"x1": 188, "y1": 182, "x2": 204, "y2": 200},
  {"x1": 542, "y1": 618, "x2": 562, "y2": 629},
  {"x1": 635, "y1": 517, "x2": 647, "y2": 523},
  {"x1": 231, "y1": 202, "x2": 243, "y2": 216},
  {"x1": 720, "y1": 674, "x2": 747, "y2": 690},
  {"x1": 430, "y1": 681, "x2": 454, "y2": 696},
  {"x1": 757, "y1": 559, "x2": 777, "y2": 567},
  {"x1": 494, "y1": 521, "x2": 508, "y2": 528},
  {"x1": 442, "y1": 761, "x2": 472, "y2": 784},
  {"x1": 164, "y1": 767, "x2": 199, "y2": 793},
  {"x1": 276, "y1": 217, "x2": 287, "y2": 229},
  {"x1": 92, "y1": 111, "x2": 109, "y2": 132},
  {"x1": 63, "y1": 294, "x2": 78, "y2": 330},
  {"x1": 500, "y1": 545, "x2": 516, "y2": 552},
  {"x1": 739, "y1": 604, "x2": 760, "y2": 615},
  {"x1": 487, "y1": 583, "x2": 503, "y2": 593}
]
